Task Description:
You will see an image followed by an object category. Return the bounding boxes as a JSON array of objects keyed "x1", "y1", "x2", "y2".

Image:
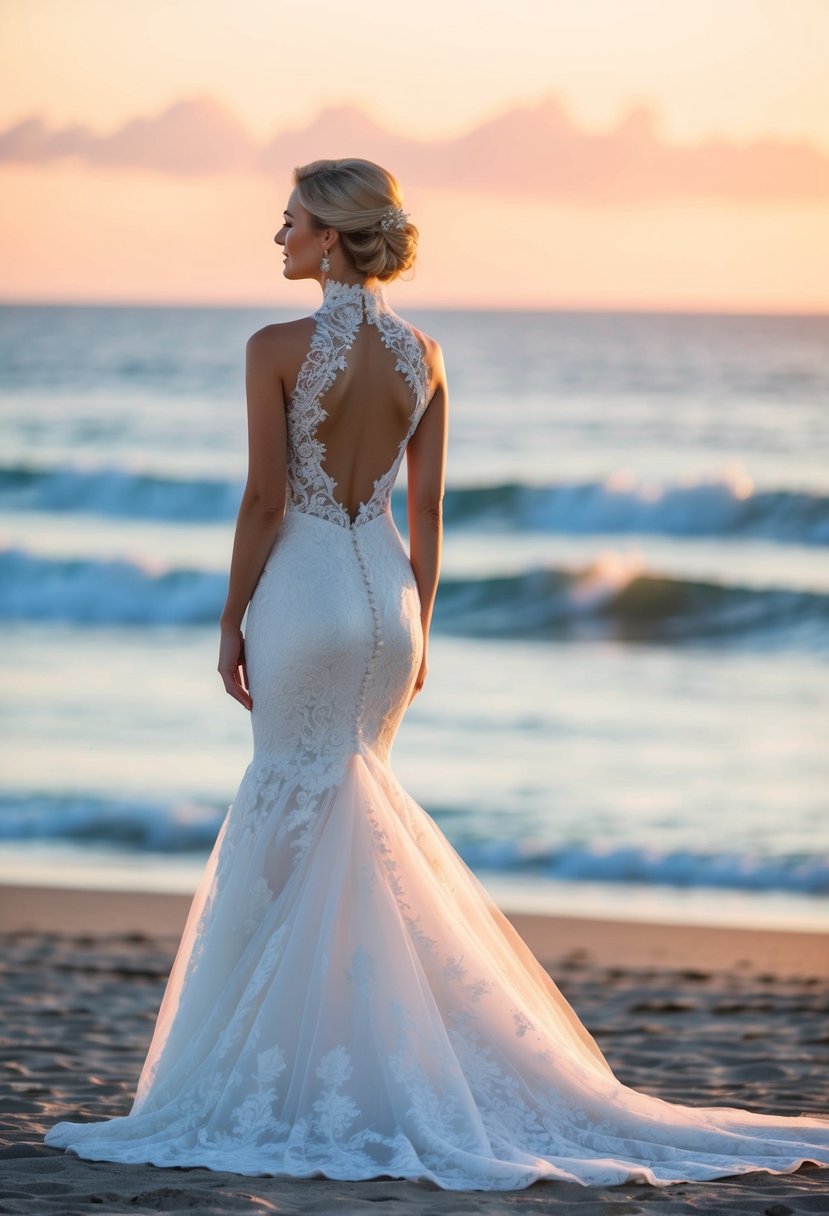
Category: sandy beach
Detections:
[{"x1": 0, "y1": 883, "x2": 827, "y2": 1215}]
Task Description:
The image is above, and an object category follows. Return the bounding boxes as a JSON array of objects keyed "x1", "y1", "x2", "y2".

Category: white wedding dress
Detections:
[{"x1": 45, "y1": 279, "x2": 829, "y2": 1190}]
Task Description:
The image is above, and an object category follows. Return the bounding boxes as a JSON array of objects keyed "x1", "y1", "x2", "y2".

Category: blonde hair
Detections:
[{"x1": 292, "y1": 158, "x2": 418, "y2": 283}]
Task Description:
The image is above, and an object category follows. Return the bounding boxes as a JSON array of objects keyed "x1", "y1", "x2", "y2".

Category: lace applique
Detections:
[
  {"x1": 512, "y1": 1010, "x2": 533, "y2": 1038},
  {"x1": 243, "y1": 876, "x2": 274, "y2": 935},
  {"x1": 346, "y1": 943, "x2": 377, "y2": 995},
  {"x1": 200, "y1": 1046, "x2": 287, "y2": 1148},
  {"x1": 286, "y1": 279, "x2": 431, "y2": 529}
]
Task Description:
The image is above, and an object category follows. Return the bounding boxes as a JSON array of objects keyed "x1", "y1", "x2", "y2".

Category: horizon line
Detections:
[{"x1": 2, "y1": 295, "x2": 828, "y2": 319}]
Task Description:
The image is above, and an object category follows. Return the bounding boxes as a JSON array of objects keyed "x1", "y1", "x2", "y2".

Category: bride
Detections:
[{"x1": 45, "y1": 157, "x2": 829, "y2": 1191}]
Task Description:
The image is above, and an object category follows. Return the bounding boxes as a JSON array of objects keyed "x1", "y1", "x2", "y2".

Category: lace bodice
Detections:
[{"x1": 286, "y1": 278, "x2": 432, "y2": 529}]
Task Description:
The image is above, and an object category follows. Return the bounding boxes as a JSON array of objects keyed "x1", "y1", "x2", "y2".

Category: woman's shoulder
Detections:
[
  {"x1": 403, "y1": 320, "x2": 445, "y2": 384},
  {"x1": 245, "y1": 317, "x2": 317, "y2": 377},
  {"x1": 247, "y1": 316, "x2": 316, "y2": 355},
  {"x1": 245, "y1": 318, "x2": 318, "y2": 401}
]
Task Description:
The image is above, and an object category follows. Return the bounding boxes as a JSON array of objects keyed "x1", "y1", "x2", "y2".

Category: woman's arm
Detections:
[
  {"x1": 405, "y1": 342, "x2": 448, "y2": 702},
  {"x1": 218, "y1": 329, "x2": 288, "y2": 710}
]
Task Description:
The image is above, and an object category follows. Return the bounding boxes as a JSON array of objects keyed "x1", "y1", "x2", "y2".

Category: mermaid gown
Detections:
[{"x1": 45, "y1": 279, "x2": 829, "y2": 1190}]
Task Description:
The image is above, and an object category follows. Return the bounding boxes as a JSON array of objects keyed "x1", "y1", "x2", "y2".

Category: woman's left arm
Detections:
[{"x1": 218, "y1": 329, "x2": 288, "y2": 710}]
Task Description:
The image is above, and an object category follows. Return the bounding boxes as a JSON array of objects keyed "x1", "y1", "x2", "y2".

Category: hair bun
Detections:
[{"x1": 293, "y1": 158, "x2": 418, "y2": 283}]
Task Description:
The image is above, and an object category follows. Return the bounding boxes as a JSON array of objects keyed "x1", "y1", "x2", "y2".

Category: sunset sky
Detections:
[{"x1": 1, "y1": 0, "x2": 827, "y2": 311}]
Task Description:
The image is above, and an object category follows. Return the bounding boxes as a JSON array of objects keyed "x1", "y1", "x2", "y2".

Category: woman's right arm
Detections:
[
  {"x1": 218, "y1": 328, "x2": 288, "y2": 710},
  {"x1": 405, "y1": 341, "x2": 448, "y2": 701}
]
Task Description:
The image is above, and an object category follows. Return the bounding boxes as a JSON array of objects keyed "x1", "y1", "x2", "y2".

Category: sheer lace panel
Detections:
[{"x1": 286, "y1": 279, "x2": 431, "y2": 528}]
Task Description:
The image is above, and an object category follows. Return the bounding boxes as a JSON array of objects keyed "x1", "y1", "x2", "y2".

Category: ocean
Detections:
[{"x1": 1, "y1": 301, "x2": 827, "y2": 931}]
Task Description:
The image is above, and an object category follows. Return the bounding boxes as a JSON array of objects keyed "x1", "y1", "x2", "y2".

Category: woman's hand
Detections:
[{"x1": 218, "y1": 627, "x2": 252, "y2": 711}]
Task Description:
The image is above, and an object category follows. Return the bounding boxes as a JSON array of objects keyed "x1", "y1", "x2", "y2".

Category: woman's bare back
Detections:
[{"x1": 265, "y1": 284, "x2": 437, "y2": 525}]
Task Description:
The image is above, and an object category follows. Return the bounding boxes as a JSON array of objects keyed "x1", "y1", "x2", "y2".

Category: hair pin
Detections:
[{"x1": 380, "y1": 205, "x2": 409, "y2": 232}]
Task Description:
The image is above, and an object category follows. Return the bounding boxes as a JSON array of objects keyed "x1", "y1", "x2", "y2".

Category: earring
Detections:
[{"x1": 320, "y1": 248, "x2": 331, "y2": 272}]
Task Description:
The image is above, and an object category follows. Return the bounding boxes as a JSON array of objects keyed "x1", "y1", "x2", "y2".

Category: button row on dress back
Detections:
[{"x1": 350, "y1": 524, "x2": 383, "y2": 745}]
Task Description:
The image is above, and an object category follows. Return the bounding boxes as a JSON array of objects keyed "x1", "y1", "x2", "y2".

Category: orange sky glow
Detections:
[{"x1": 1, "y1": 0, "x2": 827, "y2": 312}]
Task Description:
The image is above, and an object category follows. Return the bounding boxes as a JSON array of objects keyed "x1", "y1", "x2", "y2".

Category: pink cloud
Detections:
[{"x1": 1, "y1": 94, "x2": 827, "y2": 202}]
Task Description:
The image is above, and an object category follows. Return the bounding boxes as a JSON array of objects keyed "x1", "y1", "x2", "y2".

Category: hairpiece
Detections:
[{"x1": 380, "y1": 204, "x2": 409, "y2": 232}]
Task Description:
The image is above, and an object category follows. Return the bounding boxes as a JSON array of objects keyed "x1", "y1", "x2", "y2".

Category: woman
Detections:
[{"x1": 45, "y1": 158, "x2": 829, "y2": 1190}]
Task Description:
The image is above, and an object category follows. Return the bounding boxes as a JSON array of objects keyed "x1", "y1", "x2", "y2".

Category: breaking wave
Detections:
[
  {"x1": 3, "y1": 545, "x2": 828, "y2": 649},
  {"x1": 3, "y1": 462, "x2": 828, "y2": 544}
]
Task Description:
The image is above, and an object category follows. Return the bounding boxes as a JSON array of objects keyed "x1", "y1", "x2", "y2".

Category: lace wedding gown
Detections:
[{"x1": 45, "y1": 279, "x2": 829, "y2": 1190}]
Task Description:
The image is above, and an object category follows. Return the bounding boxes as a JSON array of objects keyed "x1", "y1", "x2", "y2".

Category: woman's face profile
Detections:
[{"x1": 274, "y1": 188, "x2": 324, "y2": 281}]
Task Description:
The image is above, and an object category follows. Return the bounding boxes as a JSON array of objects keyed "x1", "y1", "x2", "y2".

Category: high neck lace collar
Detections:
[{"x1": 319, "y1": 278, "x2": 388, "y2": 321}]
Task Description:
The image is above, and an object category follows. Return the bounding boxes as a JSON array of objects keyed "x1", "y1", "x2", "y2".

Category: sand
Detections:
[{"x1": 0, "y1": 883, "x2": 827, "y2": 1215}]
